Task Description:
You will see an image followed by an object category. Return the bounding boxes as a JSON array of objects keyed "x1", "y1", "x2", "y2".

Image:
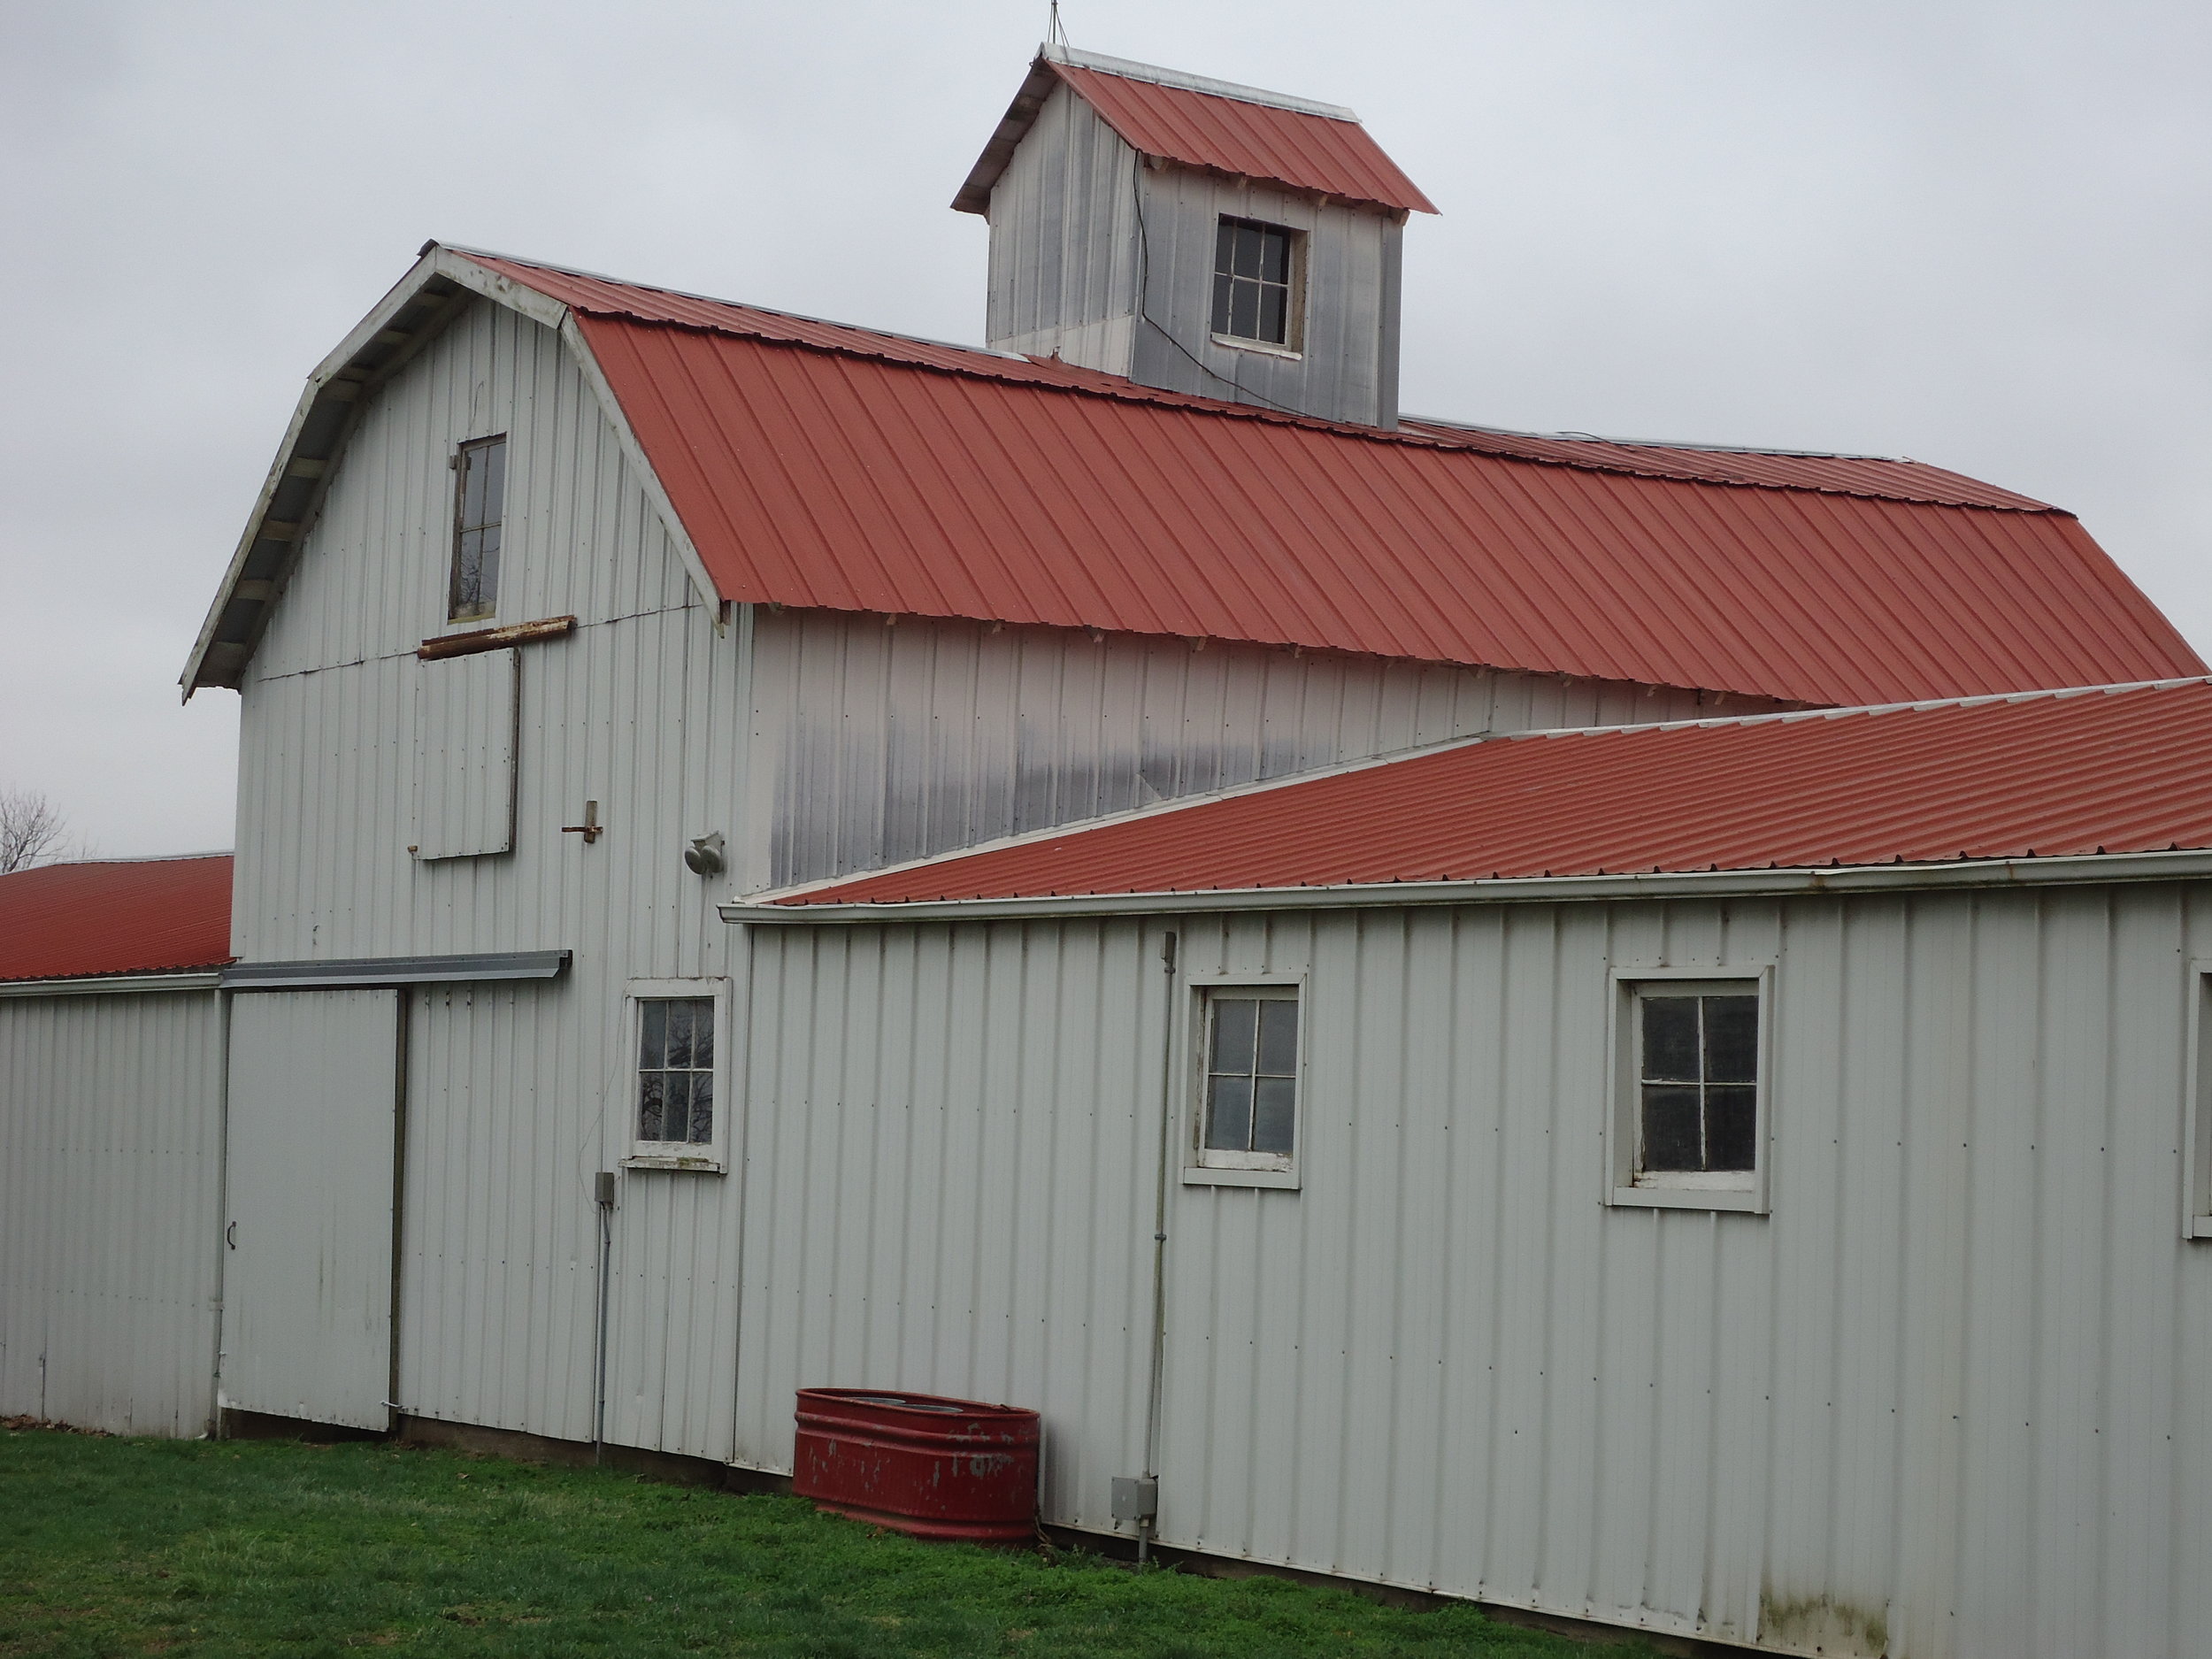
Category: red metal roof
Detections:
[
  {"x1": 1048, "y1": 61, "x2": 1436, "y2": 214},
  {"x1": 952, "y1": 50, "x2": 1436, "y2": 218},
  {"x1": 463, "y1": 251, "x2": 2204, "y2": 707},
  {"x1": 0, "y1": 856, "x2": 233, "y2": 983},
  {"x1": 773, "y1": 681, "x2": 2212, "y2": 902}
]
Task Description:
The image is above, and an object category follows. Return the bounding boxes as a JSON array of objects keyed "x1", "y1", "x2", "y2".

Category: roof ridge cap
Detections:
[{"x1": 1045, "y1": 42, "x2": 1363, "y2": 123}]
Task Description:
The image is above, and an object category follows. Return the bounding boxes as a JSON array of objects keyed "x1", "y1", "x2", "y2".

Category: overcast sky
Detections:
[{"x1": 3, "y1": 0, "x2": 2206, "y2": 857}]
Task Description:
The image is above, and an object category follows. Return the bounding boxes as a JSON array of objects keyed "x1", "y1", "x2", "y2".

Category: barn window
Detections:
[
  {"x1": 1609, "y1": 972, "x2": 1771, "y2": 1212},
  {"x1": 624, "y1": 979, "x2": 730, "y2": 1172},
  {"x1": 1210, "y1": 218, "x2": 1299, "y2": 349},
  {"x1": 448, "y1": 434, "x2": 506, "y2": 622},
  {"x1": 1186, "y1": 982, "x2": 1302, "y2": 1188}
]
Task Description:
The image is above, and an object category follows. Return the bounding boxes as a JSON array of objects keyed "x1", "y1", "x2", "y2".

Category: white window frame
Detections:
[
  {"x1": 622, "y1": 978, "x2": 732, "y2": 1173},
  {"x1": 1181, "y1": 971, "x2": 1306, "y2": 1191},
  {"x1": 1606, "y1": 966, "x2": 1774, "y2": 1214},
  {"x1": 2183, "y1": 961, "x2": 2212, "y2": 1240}
]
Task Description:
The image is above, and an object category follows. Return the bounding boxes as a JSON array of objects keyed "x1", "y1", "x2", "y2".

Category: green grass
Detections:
[{"x1": 0, "y1": 1425, "x2": 1645, "y2": 1658}]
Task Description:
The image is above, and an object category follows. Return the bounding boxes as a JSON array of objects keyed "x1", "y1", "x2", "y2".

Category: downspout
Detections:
[
  {"x1": 593, "y1": 1171, "x2": 616, "y2": 1463},
  {"x1": 1139, "y1": 930, "x2": 1179, "y2": 1565},
  {"x1": 209, "y1": 985, "x2": 233, "y2": 1438}
]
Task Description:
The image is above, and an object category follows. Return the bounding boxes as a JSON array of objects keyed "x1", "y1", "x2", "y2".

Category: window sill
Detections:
[
  {"x1": 2189, "y1": 1216, "x2": 2212, "y2": 1241},
  {"x1": 1183, "y1": 1164, "x2": 1301, "y2": 1191},
  {"x1": 1209, "y1": 333, "x2": 1302, "y2": 362},
  {"x1": 1609, "y1": 1182, "x2": 1764, "y2": 1214},
  {"x1": 623, "y1": 1153, "x2": 727, "y2": 1174}
]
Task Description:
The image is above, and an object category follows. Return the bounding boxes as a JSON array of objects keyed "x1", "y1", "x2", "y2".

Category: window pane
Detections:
[
  {"x1": 664, "y1": 1000, "x2": 694, "y2": 1070},
  {"x1": 1257, "y1": 228, "x2": 1289, "y2": 285},
  {"x1": 688, "y1": 1000, "x2": 714, "y2": 1070},
  {"x1": 1215, "y1": 219, "x2": 1237, "y2": 276},
  {"x1": 1228, "y1": 280, "x2": 1259, "y2": 341},
  {"x1": 639, "y1": 1000, "x2": 667, "y2": 1070},
  {"x1": 475, "y1": 525, "x2": 501, "y2": 607},
  {"x1": 1641, "y1": 1085, "x2": 1702, "y2": 1171},
  {"x1": 1211, "y1": 272, "x2": 1234, "y2": 334},
  {"x1": 665, "y1": 1072, "x2": 693, "y2": 1145},
  {"x1": 1257, "y1": 285, "x2": 1287, "y2": 343},
  {"x1": 1705, "y1": 1087, "x2": 1756, "y2": 1171},
  {"x1": 1703, "y1": 995, "x2": 1759, "y2": 1084},
  {"x1": 1206, "y1": 1074, "x2": 1253, "y2": 1151},
  {"x1": 1233, "y1": 223, "x2": 1265, "y2": 278},
  {"x1": 1252, "y1": 1076, "x2": 1295, "y2": 1155},
  {"x1": 1641, "y1": 996, "x2": 1701, "y2": 1080},
  {"x1": 480, "y1": 437, "x2": 506, "y2": 527},
  {"x1": 687, "y1": 1071, "x2": 714, "y2": 1144},
  {"x1": 1210, "y1": 997, "x2": 1256, "y2": 1075},
  {"x1": 1256, "y1": 998, "x2": 1298, "y2": 1075},
  {"x1": 638, "y1": 1071, "x2": 665, "y2": 1141},
  {"x1": 460, "y1": 445, "x2": 488, "y2": 528}
]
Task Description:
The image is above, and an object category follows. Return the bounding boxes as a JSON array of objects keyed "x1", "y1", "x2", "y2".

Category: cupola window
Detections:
[{"x1": 1211, "y1": 217, "x2": 1297, "y2": 347}]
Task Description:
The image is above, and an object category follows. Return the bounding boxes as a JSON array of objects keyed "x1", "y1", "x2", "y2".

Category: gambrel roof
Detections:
[
  {"x1": 738, "y1": 679, "x2": 2212, "y2": 913},
  {"x1": 187, "y1": 246, "x2": 2202, "y2": 707}
]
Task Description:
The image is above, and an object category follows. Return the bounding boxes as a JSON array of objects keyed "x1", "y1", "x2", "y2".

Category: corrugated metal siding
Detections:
[
  {"x1": 733, "y1": 883, "x2": 2212, "y2": 1659},
  {"x1": 0, "y1": 990, "x2": 223, "y2": 1434},
  {"x1": 746, "y1": 608, "x2": 1740, "y2": 891},
  {"x1": 1125, "y1": 162, "x2": 1401, "y2": 428},
  {"x1": 235, "y1": 297, "x2": 749, "y2": 1459},
  {"x1": 986, "y1": 83, "x2": 1142, "y2": 374}
]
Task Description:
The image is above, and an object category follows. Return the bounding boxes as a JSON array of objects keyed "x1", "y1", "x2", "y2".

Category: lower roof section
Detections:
[
  {"x1": 740, "y1": 680, "x2": 2212, "y2": 914},
  {"x1": 0, "y1": 855, "x2": 234, "y2": 984}
]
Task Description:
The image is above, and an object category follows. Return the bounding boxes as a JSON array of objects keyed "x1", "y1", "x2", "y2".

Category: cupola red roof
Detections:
[{"x1": 955, "y1": 45, "x2": 1437, "y2": 216}]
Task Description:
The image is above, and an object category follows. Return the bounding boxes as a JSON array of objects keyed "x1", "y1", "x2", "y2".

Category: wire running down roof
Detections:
[
  {"x1": 954, "y1": 44, "x2": 1437, "y2": 216},
  {"x1": 760, "y1": 680, "x2": 2212, "y2": 905},
  {"x1": 0, "y1": 856, "x2": 233, "y2": 983}
]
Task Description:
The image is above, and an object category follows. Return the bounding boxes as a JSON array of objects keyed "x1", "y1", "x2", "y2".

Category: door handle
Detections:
[{"x1": 227, "y1": 1221, "x2": 237, "y2": 1250}]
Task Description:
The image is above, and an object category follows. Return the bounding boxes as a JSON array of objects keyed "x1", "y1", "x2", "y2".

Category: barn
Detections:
[{"x1": 5, "y1": 42, "x2": 2211, "y2": 1659}]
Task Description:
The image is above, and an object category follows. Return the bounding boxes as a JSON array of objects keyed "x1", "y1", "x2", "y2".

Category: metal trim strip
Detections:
[
  {"x1": 0, "y1": 970, "x2": 226, "y2": 999},
  {"x1": 720, "y1": 850, "x2": 2212, "y2": 926},
  {"x1": 220, "y1": 950, "x2": 571, "y2": 990}
]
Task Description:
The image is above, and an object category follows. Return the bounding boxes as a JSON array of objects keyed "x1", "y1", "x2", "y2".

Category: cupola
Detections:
[{"x1": 955, "y1": 43, "x2": 1436, "y2": 429}]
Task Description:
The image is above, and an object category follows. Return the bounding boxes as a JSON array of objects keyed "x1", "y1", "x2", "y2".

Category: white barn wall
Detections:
[
  {"x1": 0, "y1": 990, "x2": 224, "y2": 1435},
  {"x1": 733, "y1": 882, "x2": 2212, "y2": 1659},
  {"x1": 746, "y1": 609, "x2": 1747, "y2": 891}
]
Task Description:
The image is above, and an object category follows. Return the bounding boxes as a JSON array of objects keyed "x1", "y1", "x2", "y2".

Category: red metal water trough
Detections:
[{"x1": 792, "y1": 1387, "x2": 1041, "y2": 1544}]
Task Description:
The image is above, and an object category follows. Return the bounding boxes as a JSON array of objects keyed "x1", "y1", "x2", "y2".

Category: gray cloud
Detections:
[{"x1": 4, "y1": 0, "x2": 2204, "y2": 854}]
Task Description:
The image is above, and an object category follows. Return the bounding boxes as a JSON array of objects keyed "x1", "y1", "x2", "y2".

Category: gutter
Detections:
[
  {"x1": 720, "y1": 849, "x2": 2212, "y2": 926},
  {"x1": 0, "y1": 970, "x2": 225, "y2": 999}
]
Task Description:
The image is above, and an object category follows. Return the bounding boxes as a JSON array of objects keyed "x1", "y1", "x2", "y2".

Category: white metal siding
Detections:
[
  {"x1": 747, "y1": 608, "x2": 1753, "y2": 891},
  {"x1": 0, "y1": 989, "x2": 223, "y2": 1435},
  {"x1": 411, "y1": 648, "x2": 519, "y2": 860},
  {"x1": 733, "y1": 882, "x2": 2212, "y2": 1659},
  {"x1": 221, "y1": 990, "x2": 398, "y2": 1429}
]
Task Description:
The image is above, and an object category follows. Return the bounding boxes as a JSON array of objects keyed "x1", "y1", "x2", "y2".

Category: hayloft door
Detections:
[{"x1": 220, "y1": 989, "x2": 400, "y2": 1431}]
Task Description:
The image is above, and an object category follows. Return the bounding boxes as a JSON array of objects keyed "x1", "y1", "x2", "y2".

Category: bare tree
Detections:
[{"x1": 0, "y1": 789, "x2": 69, "y2": 876}]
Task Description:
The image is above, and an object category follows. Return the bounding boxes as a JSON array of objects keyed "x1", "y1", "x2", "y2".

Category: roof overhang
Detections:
[
  {"x1": 182, "y1": 245, "x2": 720, "y2": 698},
  {"x1": 720, "y1": 847, "x2": 2212, "y2": 926},
  {"x1": 0, "y1": 970, "x2": 225, "y2": 999}
]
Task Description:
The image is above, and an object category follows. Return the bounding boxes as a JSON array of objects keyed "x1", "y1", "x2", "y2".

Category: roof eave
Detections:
[
  {"x1": 719, "y1": 848, "x2": 2212, "y2": 926},
  {"x1": 952, "y1": 51, "x2": 1062, "y2": 215}
]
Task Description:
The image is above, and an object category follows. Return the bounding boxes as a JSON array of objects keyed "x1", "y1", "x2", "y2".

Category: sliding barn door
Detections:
[{"x1": 220, "y1": 989, "x2": 399, "y2": 1429}]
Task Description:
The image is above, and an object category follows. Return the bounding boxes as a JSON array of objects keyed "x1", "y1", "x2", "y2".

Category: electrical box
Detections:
[{"x1": 1110, "y1": 1476, "x2": 1157, "y2": 1523}]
